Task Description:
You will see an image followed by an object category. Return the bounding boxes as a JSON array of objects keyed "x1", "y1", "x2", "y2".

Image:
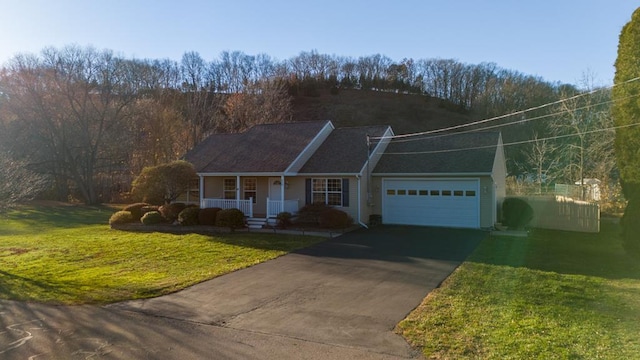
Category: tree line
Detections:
[{"x1": 0, "y1": 45, "x2": 617, "y2": 206}]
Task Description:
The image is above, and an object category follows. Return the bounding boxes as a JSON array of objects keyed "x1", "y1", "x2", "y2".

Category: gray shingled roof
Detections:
[
  {"x1": 298, "y1": 125, "x2": 390, "y2": 174},
  {"x1": 373, "y1": 132, "x2": 500, "y2": 174},
  {"x1": 184, "y1": 121, "x2": 330, "y2": 173}
]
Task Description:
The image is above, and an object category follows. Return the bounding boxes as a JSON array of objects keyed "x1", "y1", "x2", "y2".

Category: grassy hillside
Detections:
[{"x1": 292, "y1": 89, "x2": 472, "y2": 134}]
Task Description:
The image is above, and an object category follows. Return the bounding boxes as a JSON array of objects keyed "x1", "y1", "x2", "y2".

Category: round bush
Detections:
[
  {"x1": 141, "y1": 211, "x2": 164, "y2": 225},
  {"x1": 159, "y1": 202, "x2": 187, "y2": 223},
  {"x1": 276, "y1": 211, "x2": 292, "y2": 229},
  {"x1": 141, "y1": 205, "x2": 159, "y2": 216},
  {"x1": 318, "y1": 208, "x2": 353, "y2": 229},
  {"x1": 215, "y1": 208, "x2": 245, "y2": 229},
  {"x1": 122, "y1": 202, "x2": 150, "y2": 221},
  {"x1": 109, "y1": 211, "x2": 134, "y2": 225},
  {"x1": 297, "y1": 203, "x2": 332, "y2": 225},
  {"x1": 178, "y1": 207, "x2": 200, "y2": 226},
  {"x1": 502, "y1": 197, "x2": 534, "y2": 229},
  {"x1": 198, "y1": 207, "x2": 222, "y2": 226}
]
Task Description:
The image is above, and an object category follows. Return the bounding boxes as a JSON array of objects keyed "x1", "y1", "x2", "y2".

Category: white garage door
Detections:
[{"x1": 382, "y1": 179, "x2": 480, "y2": 228}]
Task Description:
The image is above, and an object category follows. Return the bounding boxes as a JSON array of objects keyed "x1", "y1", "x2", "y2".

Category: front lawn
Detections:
[
  {"x1": 0, "y1": 204, "x2": 323, "y2": 305},
  {"x1": 398, "y1": 220, "x2": 640, "y2": 359}
]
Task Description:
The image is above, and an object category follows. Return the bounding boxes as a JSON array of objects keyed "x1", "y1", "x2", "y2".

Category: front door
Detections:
[{"x1": 269, "y1": 177, "x2": 282, "y2": 201}]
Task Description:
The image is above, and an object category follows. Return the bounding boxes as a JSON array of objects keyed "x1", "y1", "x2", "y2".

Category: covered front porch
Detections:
[{"x1": 199, "y1": 175, "x2": 302, "y2": 218}]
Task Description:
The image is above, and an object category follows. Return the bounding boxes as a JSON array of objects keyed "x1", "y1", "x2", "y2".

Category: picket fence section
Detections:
[{"x1": 514, "y1": 196, "x2": 600, "y2": 233}]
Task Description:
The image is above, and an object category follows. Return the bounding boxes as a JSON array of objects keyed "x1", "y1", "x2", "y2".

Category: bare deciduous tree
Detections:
[
  {"x1": 0, "y1": 46, "x2": 138, "y2": 204},
  {"x1": 222, "y1": 79, "x2": 292, "y2": 133},
  {"x1": 0, "y1": 151, "x2": 48, "y2": 211}
]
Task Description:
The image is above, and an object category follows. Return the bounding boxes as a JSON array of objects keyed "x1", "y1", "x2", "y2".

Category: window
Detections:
[
  {"x1": 312, "y1": 178, "x2": 343, "y2": 206},
  {"x1": 454, "y1": 190, "x2": 464, "y2": 196},
  {"x1": 419, "y1": 190, "x2": 428, "y2": 196},
  {"x1": 397, "y1": 189, "x2": 407, "y2": 195},
  {"x1": 223, "y1": 178, "x2": 236, "y2": 199},
  {"x1": 387, "y1": 189, "x2": 396, "y2": 195},
  {"x1": 442, "y1": 190, "x2": 452, "y2": 196},
  {"x1": 244, "y1": 178, "x2": 257, "y2": 203},
  {"x1": 466, "y1": 190, "x2": 476, "y2": 197},
  {"x1": 430, "y1": 190, "x2": 440, "y2": 196},
  {"x1": 408, "y1": 190, "x2": 417, "y2": 195}
]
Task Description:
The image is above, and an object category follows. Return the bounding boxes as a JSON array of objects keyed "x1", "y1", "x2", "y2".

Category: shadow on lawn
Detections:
[
  {"x1": 0, "y1": 269, "x2": 74, "y2": 304},
  {"x1": 1, "y1": 204, "x2": 113, "y2": 232},
  {"x1": 469, "y1": 220, "x2": 640, "y2": 280}
]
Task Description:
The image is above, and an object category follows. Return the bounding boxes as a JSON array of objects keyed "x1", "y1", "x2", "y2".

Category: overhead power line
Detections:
[
  {"x1": 382, "y1": 121, "x2": 640, "y2": 156},
  {"x1": 388, "y1": 92, "x2": 640, "y2": 144},
  {"x1": 371, "y1": 76, "x2": 640, "y2": 141}
]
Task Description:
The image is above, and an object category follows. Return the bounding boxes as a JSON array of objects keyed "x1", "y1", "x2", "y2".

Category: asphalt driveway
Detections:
[{"x1": 110, "y1": 225, "x2": 486, "y2": 358}]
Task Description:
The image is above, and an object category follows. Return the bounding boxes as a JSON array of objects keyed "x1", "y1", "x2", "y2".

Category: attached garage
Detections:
[
  {"x1": 371, "y1": 132, "x2": 507, "y2": 229},
  {"x1": 382, "y1": 178, "x2": 480, "y2": 228}
]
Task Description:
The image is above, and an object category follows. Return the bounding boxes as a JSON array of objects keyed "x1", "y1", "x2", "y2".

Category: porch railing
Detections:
[
  {"x1": 201, "y1": 198, "x2": 253, "y2": 217},
  {"x1": 266, "y1": 198, "x2": 300, "y2": 218}
]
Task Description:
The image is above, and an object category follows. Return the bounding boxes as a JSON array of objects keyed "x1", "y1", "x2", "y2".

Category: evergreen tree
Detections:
[{"x1": 612, "y1": 7, "x2": 640, "y2": 255}]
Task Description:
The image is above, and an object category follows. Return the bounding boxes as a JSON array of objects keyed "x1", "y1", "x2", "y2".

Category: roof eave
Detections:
[
  {"x1": 198, "y1": 172, "x2": 287, "y2": 177},
  {"x1": 371, "y1": 172, "x2": 493, "y2": 177}
]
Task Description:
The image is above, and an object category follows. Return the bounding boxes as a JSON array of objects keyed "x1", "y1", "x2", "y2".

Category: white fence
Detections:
[
  {"x1": 514, "y1": 196, "x2": 600, "y2": 233},
  {"x1": 201, "y1": 198, "x2": 253, "y2": 217}
]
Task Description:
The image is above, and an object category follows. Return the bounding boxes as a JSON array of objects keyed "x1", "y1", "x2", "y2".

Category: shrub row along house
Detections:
[{"x1": 182, "y1": 120, "x2": 506, "y2": 229}]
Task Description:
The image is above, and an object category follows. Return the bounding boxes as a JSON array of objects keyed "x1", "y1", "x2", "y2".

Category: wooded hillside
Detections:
[{"x1": 0, "y1": 46, "x2": 616, "y2": 204}]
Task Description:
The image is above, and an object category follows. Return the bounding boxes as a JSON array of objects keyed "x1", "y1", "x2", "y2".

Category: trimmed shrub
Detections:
[
  {"x1": 502, "y1": 197, "x2": 534, "y2": 229},
  {"x1": 199, "y1": 207, "x2": 222, "y2": 226},
  {"x1": 178, "y1": 207, "x2": 200, "y2": 226},
  {"x1": 141, "y1": 205, "x2": 159, "y2": 217},
  {"x1": 123, "y1": 202, "x2": 150, "y2": 221},
  {"x1": 159, "y1": 202, "x2": 187, "y2": 223},
  {"x1": 109, "y1": 211, "x2": 134, "y2": 225},
  {"x1": 215, "y1": 208, "x2": 245, "y2": 229},
  {"x1": 318, "y1": 208, "x2": 353, "y2": 229},
  {"x1": 141, "y1": 211, "x2": 163, "y2": 225},
  {"x1": 276, "y1": 211, "x2": 292, "y2": 229},
  {"x1": 296, "y1": 203, "x2": 332, "y2": 225}
]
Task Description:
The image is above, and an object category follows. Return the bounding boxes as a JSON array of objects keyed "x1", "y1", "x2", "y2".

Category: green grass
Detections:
[
  {"x1": 398, "y1": 221, "x2": 640, "y2": 359},
  {"x1": 0, "y1": 204, "x2": 323, "y2": 305}
]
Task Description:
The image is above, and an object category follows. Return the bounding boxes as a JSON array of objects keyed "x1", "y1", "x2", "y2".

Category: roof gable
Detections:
[
  {"x1": 184, "y1": 121, "x2": 331, "y2": 173},
  {"x1": 373, "y1": 132, "x2": 501, "y2": 174},
  {"x1": 298, "y1": 125, "x2": 391, "y2": 174}
]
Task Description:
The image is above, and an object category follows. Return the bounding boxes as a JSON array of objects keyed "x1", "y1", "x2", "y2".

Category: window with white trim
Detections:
[
  {"x1": 244, "y1": 178, "x2": 257, "y2": 203},
  {"x1": 223, "y1": 178, "x2": 236, "y2": 199},
  {"x1": 312, "y1": 178, "x2": 342, "y2": 206}
]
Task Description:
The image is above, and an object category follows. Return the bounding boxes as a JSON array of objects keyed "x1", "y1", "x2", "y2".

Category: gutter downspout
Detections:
[{"x1": 356, "y1": 175, "x2": 368, "y2": 229}]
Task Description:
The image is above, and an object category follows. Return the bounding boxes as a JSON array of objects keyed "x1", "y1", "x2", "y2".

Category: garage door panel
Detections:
[{"x1": 382, "y1": 179, "x2": 480, "y2": 228}]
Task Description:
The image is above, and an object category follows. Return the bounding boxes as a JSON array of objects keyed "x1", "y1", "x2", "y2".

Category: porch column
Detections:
[
  {"x1": 280, "y1": 175, "x2": 285, "y2": 207},
  {"x1": 236, "y1": 175, "x2": 241, "y2": 210},
  {"x1": 199, "y1": 175, "x2": 204, "y2": 207}
]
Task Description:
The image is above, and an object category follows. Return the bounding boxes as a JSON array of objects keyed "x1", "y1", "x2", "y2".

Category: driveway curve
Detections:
[{"x1": 110, "y1": 226, "x2": 486, "y2": 358}]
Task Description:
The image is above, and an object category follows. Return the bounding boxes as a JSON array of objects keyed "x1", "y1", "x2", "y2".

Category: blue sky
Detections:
[{"x1": 0, "y1": 1, "x2": 636, "y2": 86}]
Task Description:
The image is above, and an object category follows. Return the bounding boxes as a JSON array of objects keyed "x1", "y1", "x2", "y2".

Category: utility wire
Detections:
[
  {"x1": 371, "y1": 76, "x2": 640, "y2": 141},
  {"x1": 382, "y1": 122, "x2": 639, "y2": 156},
  {"x1": 387, "y1": 92, "x2": 640, "y2": 144}
]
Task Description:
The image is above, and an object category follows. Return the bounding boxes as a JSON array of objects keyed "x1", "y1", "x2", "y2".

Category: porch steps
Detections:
[{"x1": 246, "y1": 217, "x2": 268, "y2": 229}]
